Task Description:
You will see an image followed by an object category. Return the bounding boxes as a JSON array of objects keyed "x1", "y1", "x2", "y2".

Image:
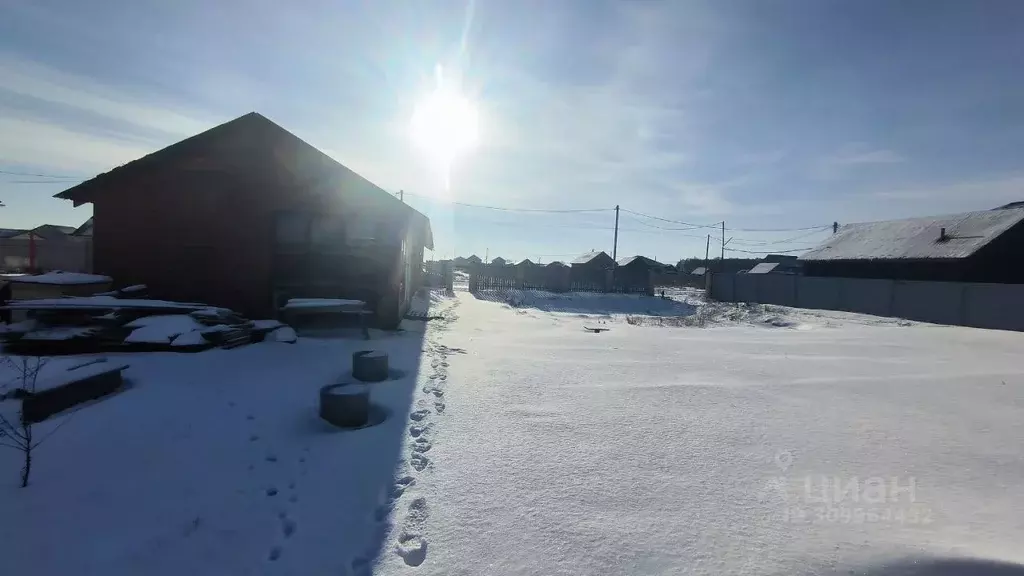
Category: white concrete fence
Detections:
[{"x1": 709, "y1": 273, "x2": 1024, "y2": 332}]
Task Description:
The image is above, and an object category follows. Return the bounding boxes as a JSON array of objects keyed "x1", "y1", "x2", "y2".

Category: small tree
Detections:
[{"x1": 0, "y1": 356, "x2": 58, "y2": 487}]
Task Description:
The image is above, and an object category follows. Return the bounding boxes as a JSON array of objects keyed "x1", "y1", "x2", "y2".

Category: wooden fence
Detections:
[{"x1": 469, "y1": 264, "x2": 653, "y2": 295}]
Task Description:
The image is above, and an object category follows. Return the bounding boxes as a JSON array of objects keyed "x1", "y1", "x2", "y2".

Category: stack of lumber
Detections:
[{"x1": 1, "y1": 287, "x2": 293, "y2": 355}]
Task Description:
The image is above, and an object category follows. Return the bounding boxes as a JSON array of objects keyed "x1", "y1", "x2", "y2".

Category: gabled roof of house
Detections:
[
  {"x1": 545, "y1": 261, "x2": 568, "y2": 268},
  {"x1": 616, "y1": 255, "x2": 663, "y2": 268},
  {"x1": 490, "y1": 257, "x2": 507, "y2": 264},
  {"x1": 691, "y1": 267, "x2": 707, "y2": 275},
  {"x1": 800, "y1": 207, "x2": 1024, "y2": 262},
  {"x1": 7, "y1": 224, "x2": 77, "y2": 240},
  {"x1": 748, "y1": 262, "x2": 781, "y2": 274},
  {"x1": 515, "y1": 258, "x2": 534, "y2": 266},
  {"x1": 572, "y1": 250, "x2": 612, "y2": 265},
  {"x1": 54, "y1": 112, "x2": 433, "y2": 249},
  {"x1": 71, "y1": 217, "x2": 94, "y2": 236},
  {"x1": 0, "y1": 228, "x2": 27, "y2": 239}
]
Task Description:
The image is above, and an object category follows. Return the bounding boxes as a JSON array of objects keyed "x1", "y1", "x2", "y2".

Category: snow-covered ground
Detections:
[{"x1": 3, "y1": 289, "x2": 1024, "y2": 575}]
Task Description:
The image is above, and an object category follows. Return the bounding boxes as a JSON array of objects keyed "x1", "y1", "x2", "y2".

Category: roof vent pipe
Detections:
[{"x1": 939, "y1": 227, "x2": 947, "y2": 241}]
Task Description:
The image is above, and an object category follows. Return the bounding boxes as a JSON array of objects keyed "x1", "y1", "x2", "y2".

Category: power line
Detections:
[
  {"x1": 724, "y1": 246, "x2": 810, "y2": 255},
  {"x1": 727, "y1": 224, "x2": 831, "y2": 233},
  {"x1": 619, "y1": 208, "x2": 721, "y2": 229},
  {"x1": 2, "y1": 179, "x2": 81, "y2": 184},
  {"x1": 401, "y1": 191, "x2": 613, "y2": 213},
  {"x1": 0, "y1": 169, "x2": 82, "y2": 179}
]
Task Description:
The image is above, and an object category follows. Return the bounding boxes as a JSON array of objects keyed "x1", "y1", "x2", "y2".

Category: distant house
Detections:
[
  {"x1": 54, "y1": 112, "x2": 432, "y2": 326},
  {"x1": 615, "y1": 255, "x2": 663, "y2": 285},
  {"x1": 572, "y1": 250, "x2": 614, "y2": 269},
  {"x1": 616, "y1": 255, "x2": 663, "y2": 270},
  {"x1": 691, "y1": 267, "x2": 707, "y2": 276},
  {"x1": 545, "y1": 261, "x2": 568, "y2": 268},
  {"x1": 747, "y1": 262, "x2": 800, "y2": 275},
  {"x1": 571, "y1": 250, "x2": 615, "y2": 286},
  {"x1": 800, "y1": 206, "x2": 1024, "y2": 283},
  {"x1": 466, "y1": 254, "x2": 482, "y2": 265},
  {"x1": 515, "y1": 258, "x2": 535, "y2": 267},
  {"x1": 490, "y1": 257, "x2": 507, "y2": 266},
  {"x1": 0, "y1": 221, "x2": 92, "y2": 273}
]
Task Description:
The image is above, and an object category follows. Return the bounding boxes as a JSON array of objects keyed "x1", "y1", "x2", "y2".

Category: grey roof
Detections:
[
  {"x1": 800, "y1": 208, "x2": 1024, "y2": 261},
  {"x1": 72, "y1": 217, "x2": 93, "y2": 236},
  {"x1": 572, "y1": 250, "x2": 611, "y2": 265},
  {"x1": 545, "y1": 261, "x2": 567, "y2": 267},
  {"x1": 616, "y1": 255, "x2": 662, "y2": 268},
  {"x1": 0, "y1": 228, "x2": 27, "y2": 238},
  {"x1": 515, "y1": 258, "x2": 535, "y2": 266},
  {"x1": 748, "y1": 262, "x2": 781, "y2": 274},
  {"x1": 691, "y1": 267, "x2": 707, "y2": 275}
]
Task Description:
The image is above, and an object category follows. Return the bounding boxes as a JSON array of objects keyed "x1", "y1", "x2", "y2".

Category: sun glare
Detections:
[{"x1": 410, "y1": 66, "x2": 478, "y2": 191}]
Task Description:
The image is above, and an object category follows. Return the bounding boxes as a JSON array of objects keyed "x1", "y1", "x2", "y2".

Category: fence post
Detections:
[
  {"x1": 958, "y1": 283, "x2": 969, "y2": 326},
  {"x1": 442, "y1": 261, "x2": 454, "y2": 293}
]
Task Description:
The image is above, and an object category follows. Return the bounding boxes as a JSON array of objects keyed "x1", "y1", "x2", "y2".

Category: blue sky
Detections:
[{"x1": 3, "y1": 0, "x2": 1024, "y2": 263}]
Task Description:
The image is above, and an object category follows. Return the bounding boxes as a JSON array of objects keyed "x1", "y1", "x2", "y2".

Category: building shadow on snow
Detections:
[
  {"x1": 471, "y1": 289, "x2": 697, "y2": 317},
  {"x1": 280, "y1": 288, "x2": 443, "y2": 572},
  {"x1": 797, "y1": 557, "x2": 1024, "y2": 576}
]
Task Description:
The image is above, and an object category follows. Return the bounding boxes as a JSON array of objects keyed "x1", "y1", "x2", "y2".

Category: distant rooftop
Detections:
[{"x1": 800, "y1": 207, "x2": 1024, "y2": 261}]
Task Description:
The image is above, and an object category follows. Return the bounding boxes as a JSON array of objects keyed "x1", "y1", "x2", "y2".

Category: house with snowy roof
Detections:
[
  {"x1": 799, "y1": 205, "x2": 1024, "y2": 283},
  {"x1": 54, "y1": 112, "x2": 433, "y2": 326}
]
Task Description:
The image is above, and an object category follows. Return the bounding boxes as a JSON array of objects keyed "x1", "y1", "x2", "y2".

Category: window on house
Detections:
[
  {"x1": 346, "y1": 217, "x2": 378, "y2": 245},
  {"x1": 275, "y1": 212, "x2": 310, "y2": 252},
  {"x1": 310, "y1": 216, "x2": 349, "y2": 253}
]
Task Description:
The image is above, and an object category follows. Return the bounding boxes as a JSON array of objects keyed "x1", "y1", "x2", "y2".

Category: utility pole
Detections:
[
  {"x1": 399, "y1": 190, "x2": 404, "y2": 202},
  {"x1": 704, "y1": 234, "x2": 711, "y2": 272},
  {"x1": 720, "y1": 221, "x2": 725, "y2": 269},
  {"x1": 485, "y1": 248, "x2": 489, "y2": 263},
  {"x1": 612, "y1": 205, "x2": 620, "y2": 262}
]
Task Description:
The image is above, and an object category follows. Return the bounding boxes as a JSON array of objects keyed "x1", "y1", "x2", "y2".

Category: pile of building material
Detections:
[{"x1": 0, "y1": 287, "x2": 294, "y2": 355}]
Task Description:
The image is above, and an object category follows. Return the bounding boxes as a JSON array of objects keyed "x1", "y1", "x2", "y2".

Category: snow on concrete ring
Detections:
[
  {"x1": 319, "y1": 383, "x2": 370, "y2": 428},
  {"x1": 352, "y1": 350, "x2": 389, "y2": 382}
]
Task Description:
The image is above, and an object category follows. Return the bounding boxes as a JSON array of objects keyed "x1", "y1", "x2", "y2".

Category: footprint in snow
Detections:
[
  {"x1": 246, "y1": 415, "x2": 255, "y2": 421},
  {"x1": 406, "y1": 496, "x2": 429, "y2": 524},
  {"x1": 409, "y1": 423, "x2": 430, "y2": 438},
  {"x1": 412, "y1": 437, "x2": 432, "y2": 453},
  {"x1": 350, "y1": 555, "x2": 371, "y2": 575},
  {"x1": 280, "y1": 516, "x2": 296, "y2": 538},
  {"x1": 392, "y1": 475, "x2": 415, "y2": 498},
  {"x1": 266, "y1": 487, "x2": 278, "y2": 497},
  {"x1": 249, "y1": 434, "x2": 259, "y2": 442},
  {"x1": 268, "y1": 546, "x2": 282, "y2": 561},
  {"x1": 396, "y1": 534, "x2": 428, "y2": 567},
  {"x1": 434, "y1": 401, "x2": 446, "y2": 414},
  {"x1": 409, "y1": 409, "x2": 431, "y2": 422},
  {"x1": 410, "y1": 453, "x2": 429, "y2": 472},
  {"x1": 265, "y1": 455, "x2": 278, "y2": 463}
]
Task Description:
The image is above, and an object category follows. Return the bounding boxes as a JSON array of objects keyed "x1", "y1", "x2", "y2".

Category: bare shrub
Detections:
[{"x1": 0, "y1": 357, "x2": 62, "y2": 487}]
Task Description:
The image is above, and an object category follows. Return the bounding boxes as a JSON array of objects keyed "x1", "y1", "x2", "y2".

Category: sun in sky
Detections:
[{"x1": 410, "y1": 65, "x2": 479, "y2": 193}]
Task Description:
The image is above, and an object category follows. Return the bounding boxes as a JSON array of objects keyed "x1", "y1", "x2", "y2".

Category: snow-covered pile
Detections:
[
  {"x1": 9, "y1": 271, "x2": 112, "y2": 285},
  {"x1": 123, "y1": 314, "x2": 207, "y2": 344}
]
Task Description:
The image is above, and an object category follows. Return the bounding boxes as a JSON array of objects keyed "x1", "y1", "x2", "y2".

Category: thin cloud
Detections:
[
  {"x1": 871, "y1": 174, "x2": 1024, "y2": 208},
  {"x1": 811, "y1": 143, "x2": 906, "y2": 180},
  {"x1": 0, "y1": 114, "x2": 157, "y2": 173},
  {"x1": 0, "y1": 53, "x2": 218, "y2": 140}
]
